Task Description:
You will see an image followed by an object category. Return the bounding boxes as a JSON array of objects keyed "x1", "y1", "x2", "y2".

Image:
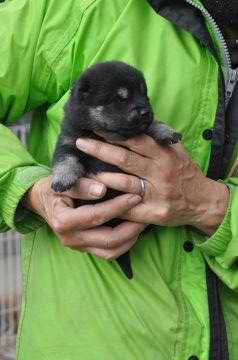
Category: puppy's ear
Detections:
[
  {"x1": 78, "y1": 85, "x2": 90, "y2": 102},
  {"x1": 73, "y1": 77, "x2": 90, "y2": 102}
]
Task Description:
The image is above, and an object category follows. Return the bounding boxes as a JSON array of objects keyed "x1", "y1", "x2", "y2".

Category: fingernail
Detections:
[
  {"x1": 76, "y1": 138, "x2": 90, "y2": 150},
  {"x1": 128, "y1": 194, "x2": 142, "y2": 207},
  {"x1": 88, "y1": 184, "x2": 104, "y2": 198}
]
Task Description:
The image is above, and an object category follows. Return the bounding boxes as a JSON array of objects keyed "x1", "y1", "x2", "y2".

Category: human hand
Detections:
[
  {"x1": 21, "y1": 175, "x2": 145, "y2": 259},
  {"x1": 76, "y1": 135, "x2": 230, "y2": 236}
]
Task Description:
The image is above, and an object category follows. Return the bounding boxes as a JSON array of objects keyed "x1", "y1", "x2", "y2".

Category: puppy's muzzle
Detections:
[{"x1": 128, "y1": 105, "x2": 153, "y2": 126}]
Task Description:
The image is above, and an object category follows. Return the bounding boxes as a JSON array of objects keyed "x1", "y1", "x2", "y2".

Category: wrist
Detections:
[
  {"x1": 189, "y1": 179, "x2": 230, "y2": 236},
  {"x1": 21, "y1": 176, "x2": 51, "y2": 219}
]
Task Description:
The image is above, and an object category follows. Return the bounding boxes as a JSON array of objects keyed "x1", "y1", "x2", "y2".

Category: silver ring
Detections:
[{"x1": 139, "y1": 178, "x2": 146, "y2": 197}]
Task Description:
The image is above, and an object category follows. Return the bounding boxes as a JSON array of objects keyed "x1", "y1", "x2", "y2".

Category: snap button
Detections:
[
  {"x1": 183, "y1": 241, "x2": 194, "y2": 252},
  {"x1": 225, "y1": 133, "x2": 230, "y2": 144},
  {"x1": 202, "y1": 129, "x2": 213, "y2": 140},
  {"x1": 188, "y1": 356, "x2": 199, "y2": 360}
]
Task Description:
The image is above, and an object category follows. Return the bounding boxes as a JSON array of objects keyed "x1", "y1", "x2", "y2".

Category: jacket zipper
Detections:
[
  {"x1": 185, "y1": 0, "x2": 238, "y2": 108},
  {"x1": 226, "y1": 68, "x2": 238, "y2": 106}
]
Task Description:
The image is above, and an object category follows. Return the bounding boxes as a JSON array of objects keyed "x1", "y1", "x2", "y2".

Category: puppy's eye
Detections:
[{"x1": 117, "y1": 96, "x2": 128, "y2": 103}]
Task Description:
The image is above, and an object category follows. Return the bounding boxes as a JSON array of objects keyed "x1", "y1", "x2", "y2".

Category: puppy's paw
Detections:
[
  {"x1": 147, "y1": 121, "x2": 182, "y2": 145},
  {"x1": 51, "y1": 156, "x2": 85, "y2": 193},
  {"x1": 159, "y1": 131, "x2": 182, "y2": 145},
  {"x1": 51, "y1": 178, "x2": 76, "y2": 193}
]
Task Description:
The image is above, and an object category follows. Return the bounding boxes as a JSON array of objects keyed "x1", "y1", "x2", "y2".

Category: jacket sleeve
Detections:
[
  {"x1": 0, "y1": 0, "x2": 51, "y2": 123},
  {"x1": 0, "y1": 0, "x2": 86, "y2": 233},
  {"x1": 0, "y1": 0, "x2": 54, "y2": 233},
  {"x1": 193, "y1": 177, "x2": 238, "y2": 291},
  {"x1": 0, "y1": 124, "x2": 51, "y2": 233}
]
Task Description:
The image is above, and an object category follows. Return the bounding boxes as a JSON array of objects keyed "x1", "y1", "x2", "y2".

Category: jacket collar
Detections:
[{"x1": 146, "y1": 0, "x2": 218, "y2": 61}]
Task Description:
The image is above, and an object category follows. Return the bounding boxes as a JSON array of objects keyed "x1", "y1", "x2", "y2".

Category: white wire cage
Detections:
[
  {"x1": 0, "y1": 120, "x2": 29, "y2": 359},
  {"x1": 0, "y1": 231, "x2": 21, "y2": 360}
]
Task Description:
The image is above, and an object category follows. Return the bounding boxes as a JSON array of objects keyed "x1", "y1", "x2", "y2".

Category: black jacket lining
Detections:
[
  {"x1": 207, "y1": 68, "x2": 226, "y2": 180},
  {"x1": 220, "y1": 82, "x2": 238, "y2": 178}
]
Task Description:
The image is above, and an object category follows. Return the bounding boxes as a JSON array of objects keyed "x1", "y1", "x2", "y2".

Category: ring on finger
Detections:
[{"x1": 139, "y1": 178, "x2": 146, "y2": 197}]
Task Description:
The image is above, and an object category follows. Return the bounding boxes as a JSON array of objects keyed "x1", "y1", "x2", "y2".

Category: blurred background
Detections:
[{"x1": 0, "y1": 117, "x2": 30, "y2": 359}]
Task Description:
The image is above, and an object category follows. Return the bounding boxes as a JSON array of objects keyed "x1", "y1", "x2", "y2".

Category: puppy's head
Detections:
[{"x1": 68, "y1": 61, "x2": 153, "y2": 139}]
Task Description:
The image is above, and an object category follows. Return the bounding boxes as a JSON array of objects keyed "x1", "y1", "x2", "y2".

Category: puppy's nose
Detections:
[
  {"x1": 140, "y1": 109, "x2": 149, "y2": 118},
  {"x1": 138, "y1": 108, "x2": 152, "y2": 123}
]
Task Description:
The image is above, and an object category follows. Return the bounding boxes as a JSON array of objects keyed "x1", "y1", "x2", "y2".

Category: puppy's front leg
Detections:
[
  {"x1": 147, "y1": 121, "x2": 182, "y2": 144},
  {"x1": 51, "y1": 153, "x2": 85, "y2": 193}
]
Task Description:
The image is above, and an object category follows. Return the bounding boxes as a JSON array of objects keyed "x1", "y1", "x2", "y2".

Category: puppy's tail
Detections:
[{"x1": 116, "y1": 252, "x2": 133, "y2": 279}]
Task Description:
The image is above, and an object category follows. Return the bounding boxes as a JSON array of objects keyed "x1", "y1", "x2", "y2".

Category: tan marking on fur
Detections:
[{"x1": 117, "y1": 87, "x2": 129, "y2": 99}]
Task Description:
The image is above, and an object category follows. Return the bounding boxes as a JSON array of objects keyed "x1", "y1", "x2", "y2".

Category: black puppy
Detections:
[{"x1": 51, "y1": 61, "x2": 182, "y2": 279}]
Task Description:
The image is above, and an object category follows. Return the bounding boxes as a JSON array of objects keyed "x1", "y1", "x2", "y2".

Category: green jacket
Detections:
[{"x1": 1, "y1": 0, "x2": 238, "y2": 359}]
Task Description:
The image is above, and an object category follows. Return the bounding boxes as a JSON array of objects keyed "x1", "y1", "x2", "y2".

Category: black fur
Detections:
[{"x1": 51, "y1": 61, "x2": 182, "y2": 279}]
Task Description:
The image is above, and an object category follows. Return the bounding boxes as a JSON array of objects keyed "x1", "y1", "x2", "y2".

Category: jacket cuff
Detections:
[
  {"x1": 193, "y1": 184, "x2": 234, "y2": 256},
  {"x1": 1, "y1": 165, "x2": 51, "y2": 233}
]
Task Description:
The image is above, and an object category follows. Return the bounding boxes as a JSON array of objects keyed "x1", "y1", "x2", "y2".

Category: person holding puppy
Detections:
[{"x1": 0, "y1": 0, "x2": 238, "y2": 359}]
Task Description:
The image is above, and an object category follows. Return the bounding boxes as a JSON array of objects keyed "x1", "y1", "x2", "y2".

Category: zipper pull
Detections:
[{"x1": 225, "y1": 68, "x2": 238, "y2": 107}]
